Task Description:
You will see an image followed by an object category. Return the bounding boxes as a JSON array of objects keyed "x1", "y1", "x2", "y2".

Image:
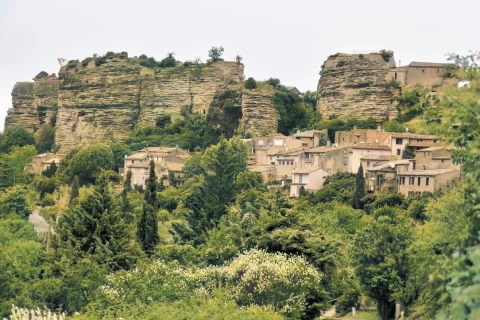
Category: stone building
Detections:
[
  {"x1": 397, "y1": 169, "x2": 460, "y2": 196},
  {"x1": 293, "y1": 129, "x2": 328, "y2": 147},
  {"x1": 290, "y1": 167, "x2": 329, "y2": 197},
  {"x1": 124, "y1": 146, "x2": 190, "y2": 189},
  {"x1": 28, "y1": 152, "x2": 62, "y2": 175},
  {"x1": 387, "y1": 62, "x2": 448, "y2": 88},
  {"x1": 387, "y1": 133, "x2": 439, "y2": 156},
  {"x1": 301, "y1": 146, "x2": 350, "y2": 174},
  {"x1": 350, "y1": 143, "x2": 392, "y2": 174}
]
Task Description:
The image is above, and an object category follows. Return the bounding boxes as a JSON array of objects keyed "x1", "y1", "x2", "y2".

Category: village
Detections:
[{"x1": 30, "y1": 125, "x2": 460, "y2": 199}]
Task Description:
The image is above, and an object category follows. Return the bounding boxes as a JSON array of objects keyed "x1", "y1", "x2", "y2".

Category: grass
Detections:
[{"x1": 340, "y1": 310, "x2": 379, "y2": 320}]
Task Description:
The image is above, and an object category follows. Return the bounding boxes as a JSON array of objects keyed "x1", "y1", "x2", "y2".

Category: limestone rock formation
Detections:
[
  {"x1": 316, "y1": 52, "x2": 398, "y2": 120},
  {"x1": 6, "y1": 55, "x2": 279, "y2": 153}
]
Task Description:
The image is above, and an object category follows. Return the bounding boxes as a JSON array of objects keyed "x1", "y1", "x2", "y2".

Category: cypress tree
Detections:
[
  {"x1": 353, "y1": 164, "x2": 366, "y2": 209},
  {"x1": 121, "y1": 170, "x2": 134, "y2": 222},
  {"x1": 137, "y1": 160, "x2": 160, "y2": 255},
  {"x1": 69, "y1": 175, "x2": 80, "y2": 206}
]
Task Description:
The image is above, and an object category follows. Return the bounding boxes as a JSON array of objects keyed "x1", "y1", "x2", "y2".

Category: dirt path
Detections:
[{"x1": 29, "y1": 206, "x2": 50, "y2": 233}]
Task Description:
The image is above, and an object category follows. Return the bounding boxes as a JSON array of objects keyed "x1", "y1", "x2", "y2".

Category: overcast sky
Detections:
[{"x1": 1, "y1": 0, "x2": 479, "y2": 131}]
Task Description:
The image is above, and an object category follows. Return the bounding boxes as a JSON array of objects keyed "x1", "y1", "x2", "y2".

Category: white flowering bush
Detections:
[
  {"x1": 224, "y1": 250, "x2": 321, "y2": 318},
  {"x1": 4, "y1": 305, "x2": 65, "y2": 320},
  {"x1": 90, "y1": 250, "x2": 322, "y2": 319}
]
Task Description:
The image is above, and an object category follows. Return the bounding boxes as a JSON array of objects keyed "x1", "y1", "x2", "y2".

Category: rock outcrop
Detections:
[
  {"x1": 316, "y1": 52, "x2": 398, "y2": 120},
  {"x1": 6, "y1": 56, "x2": 279, "y2": 153}
]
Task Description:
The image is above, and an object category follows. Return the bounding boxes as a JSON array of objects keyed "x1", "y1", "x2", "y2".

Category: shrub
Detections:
[
  {"x1": 266, "y1": 78, "x2": 281, "y2": 88},
  {"x1": 157, "y1": 53, "x2": 178, "y2": 68},
  {"x1": 140, "y1": 57, "x2": 157, "y2": 68},
  {"x1": 207, "y1": 46, "x2": 224, "y2": 64},
  {"x1": 139, "y1": 54, "x2": 148, "y2": 59},
  {"x1": 336, "y1": 60, "x2": 347, "y2": 67},
  {"x1": 81, "y1": 57, "x2": 93, "y2": 67},
  {"x1": 380, "y1": 49, "x2": 394, "y2": 62},
  {"x1": 244, "y1": 77, "x2": 257, "y2": 89},
  {"x1": 34, "y1": 71, "x2": 49, "y2": 80},
  {"x1": 66, "y1": 60, "x2": 78, "y2": 69},
  {"x1": 40, "y1": 194, "x2": 56, "y2": 207}
]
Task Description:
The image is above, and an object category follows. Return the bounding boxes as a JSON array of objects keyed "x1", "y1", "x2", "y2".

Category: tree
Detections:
[
  {"x1": 69, "y1": 176, "x2": 79, "y2": 206},
  {"x1": 35, "y1": 124, "x2": 55, "y2": 153},
  {"x1": 62, "y1": 144, "x2": 114, "y2": 185},
  {"x1": 121, "y1": 170, "x2": 134, "y2": 222},
  {"x1": 0, "y1": 126, "x2": 35, "y2": 153},
  {"x1": 0, "y1": 145, "x2": 36, "y2": 189},
  {"x1": 157, "y1": 52, "x2": 178, "y2": 68},
  {"x1": 56, "y1": 173, "x2": 141, "y2": 271},
  {"x1": 207, "y1": 46, "x2": 224, "y2": 63},
  {"x1": 402, "y1": 145, "x2": 415, "y2": 159},
  {"x1": 41, "y1": 161, "x2": 57, "y2": 178},
  {"x1": 110, "y1": 142, "x2": 131, "y2": 172},
  {"x1": 0, "y1": 186, "x2": 31, "y2": 219},
  {"x1": 244, "y1": 77, "x2": 257, "y2": 89},
  {"x1": 353, "y1": 208, "x2": 412, "y2": 320},
  {"x1": 137, "y1": 161, "x2": 160, "y2": 256},
  {"x1": 353, "y1": 164, "x2": 365, "y2": 209},
  {"x1": 155, "y1": 114, "x2": 172, "y2": 128}
]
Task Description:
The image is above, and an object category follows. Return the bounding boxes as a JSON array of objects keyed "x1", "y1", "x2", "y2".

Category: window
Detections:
[
  {"x1": 343, "y1": 157, "x2": 348, "y2": 165},
  {"x1": 417, "y1": 177, "x2": 421, "y2": 186},
  {"x1": 422, "y1": 69, "x2": 425, "y2": 73},
  {"x1": 131, "y1": 160, "x2": 134, "y2": 164},
  {"x1": 203, "y1": 109, "x2": 206, "y2": 114},
  {"x1": 258, "y1": 140, "x2": 264, "y2": 146},
  {"x1": 437, "y1": 69, "x2": 440, "y2": 73},
  {"x1": 426, "y1": 177, "x2": 430, "y2": 186},
  {"x1": 396, "y1": 138, "x2": 403, "y2": 145},
  {"x1": 290, "y1": 161, "x2": 293, "y2": 165},
  {"x1": 397, "y1": 149, "x2": 401, "y2": 155},
  {"x1": 367, "y1": 161, "x2": 370, "y2": 167},
  {"x1": 400, "y1": 177, "x2": 406, "y2": 185},
  {"x1": 394, "y1": 72, "x2": 397, "y2": 80},
  {"x1": 409, "y1": 177, "x2": 415, "y2": 185}
]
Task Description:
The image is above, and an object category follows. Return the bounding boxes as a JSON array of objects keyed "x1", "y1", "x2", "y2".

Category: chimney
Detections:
[
  {"x1": 353, "y1": 126, "x2": 357, "y2": 130},
  {"x1": 296, "y1": 130, "x2": 300, "y2": 134},
  {"x1": 377, "y1": 125, "x2": 382, "y2": 131},
  {"x1": 399, "y1": 60, "x2": 401, "y2": 67}
]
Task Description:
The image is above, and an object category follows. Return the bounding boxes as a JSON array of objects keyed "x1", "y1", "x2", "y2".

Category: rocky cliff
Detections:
[
  {"x1": 316, "y1": 52, "x2": 398, "y2": 120},
  {"x1": 6, "y1": 56, "x2": 279, "y2": 153}
]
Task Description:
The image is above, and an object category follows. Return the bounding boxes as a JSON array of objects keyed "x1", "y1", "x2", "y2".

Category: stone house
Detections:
[
  {"x1": 414, "y1": 146, "x2": 459, "y2": 170},
  {"x1": 268, "y1": 147, "x2": 305, "y2": 180},
  {"x1": 360, "y1": 155, "x2": 402, "y2": 176},
  {"x1": 387, "y1": 133, "x2": 439, "y2": 156},
  {"x1": 293, "y1": 129, "x2": 328, "y2": 147},
  {"x1": 397, "y1": 169, "x2": 460, "y2": 196},
  {"x1": 251, "y1": 134, "x2": 305, "y2": 165},
  {"x1": 290, "y1": 167, "x2": 329, "y2": 197},
  {"x1": 365, "y1": 160, "x2": 412, "y2": 192},
  {"x1": 350, "y1": 143, "x2": 392, "y2": 174},
  {"x1": 335, "y1": 126, "x2": 391, "y2": 147},
  {"x1": 301, "y1": 146, "x2": 350, "y2": 174},
  {"x1": 124, "y1": 146, "x2": 190, "y2": 189},
  {"x1": 28, "y1": 152, "x2": 62, "y2": 175},
  {"x1": 387, "y1": 62, "x2": 448, "y2": 88}
]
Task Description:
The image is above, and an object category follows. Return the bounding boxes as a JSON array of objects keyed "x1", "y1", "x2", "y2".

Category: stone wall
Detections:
[{"x1": 316, "y1": 52, "x2": 398, "y2": 121}]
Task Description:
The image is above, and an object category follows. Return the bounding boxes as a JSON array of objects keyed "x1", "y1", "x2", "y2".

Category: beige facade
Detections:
[
  {"x1": 301, "y1": 146, "x2": 349, "y2": 174},
  {"x1": 388, "y1": 133, "x2": 439, "y2": 156},
  {"x1": 397, "y1": 169, "x2": 460, "y2": 196},
  {"x1": 387, "y1": 62, "x2": 447, "y2": 88},
  {"x1": 350, "y1": 144, "x2": 392, "y2": 173},
  {"x1": 335, "y1": 127, "x2": 391, "y2": 147},
  {"x1": 28, "y1": 152, "x2": 62, "y2": 175},
  {"x1": 365, "y1": 160, "x2": 412, "y2": 192},
  {"x1": 252, "y1": 134, "x2": 305, "y2": 165},
  {"x1": 124, "y1": 147, "x2": 190, "y2": 189},
  {"x1": 293, "y1": 129, "x2": 328, "y2": 147},
  {"x1": 414, "y1": 147, "x2": 459, "y2": 170},
  {"x1": 290, "y1": 167, "x2": 329, "y2": 197},
  {"x1": 361, "y1": 155, "x2": 402, "y2": 176}
]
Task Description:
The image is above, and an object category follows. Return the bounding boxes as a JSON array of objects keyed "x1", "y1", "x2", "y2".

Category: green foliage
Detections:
[
  {"x1": 41, "y1": 161, "x2": 57, "y2": 178},
  {"x1": 94, "y1": 51, "x2": 128, "y2": 67},
  {"x1": 0, "y1": 126, "x2": 35, "y2": 153},
  {"x1": 207, "y1": 46, "x2": 224, "y2": 64},
  {"x1": 382, "y1": 121, "x2": 407, "y2": 133},
  {"x1": 354, "y1": 208, "x2": 413, "y2": 320},
  {"x1": 61, "y1": 144, "x2": 114, "y2": 185},
  {"x1": 34, "y1": 175, "x2": 57, "y2": 199},
  {"x1": 155, "y1": 114, "x2": 172, "y2": 128},
  {"x1": 66, "y1": 60, "x2": 79, "y2": 69},
  {"x1": 0, "y1": 145, "x2": 37, "y2": 189},
  {"x1": 313, "y1": 117, "x2": 378, "y2": 142},
  {"x1": 157, "y1": 52, "x2": 179, "y2": 68},
  {"x1": 402, "y1": 145, "x2": 415, "y2": 159},
  {"x1": 395, "y1": 87, "x2": 429, "y2": 123},
  {"x1": 274, "y1": 90, "x2": 313, "y2": 135},
  {"x1": 69, "y1": 175, "x2": 79, "y2": 206},
  {"x1": 266, "y1": 78, "x2": 281, "y2": 88},
  {"x1": 81, "y1": 57, "x2": 93, "y2": 67},
  {"x1": 109, "y1": 142, "x2": 131, "y2": 172},
  {"x1": 244, "y1": 77, "x2": 257, "y2": 89},
  {"x1": 0, "y1": 185, "x2": 31, "y2": 219},
  {"x1": 137, "y1": 161, "x2": 161, "y2": 256},
  {"x1": 56, "y1": 173, "x2": 141, "y2": 271},
  {"x1": 308, "y1": 173, "x2": 356, "y2": 205},
  {"x1": 34, "y1": 71, "x2": 49, "y2": 80},
  {"x1": 353, "y1": 165, "x2": 365, "y2": 209},
  {"x1": 126, "y1": 113, "x2": 206, "y2": 151},
  {"x1": 35, "y1": 124, "x2": 55, "y2": 153}
]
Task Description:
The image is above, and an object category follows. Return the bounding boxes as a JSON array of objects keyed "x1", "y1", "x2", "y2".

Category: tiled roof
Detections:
[
  {"x1": 294, "y1": 130, "x2": 323, "y2": 138},
  {"x1": 408, "y1": 62, "x2": 448, "y2": 68},
  {"x1": 417, "y1": 146, "x2": 444, "y2": 152},
  {"x1": 293, "y1": 167, "x2": 325, "y2": 174},
  {"x1": 127, "y1": 163, "x2": 149, "y2": 168},
  {"x1": 306, "y1": 146, "x2": 346, "y2": 153},
  {"x1": 352, "y1": 143, "x2": 391, "y2": 150},
  {"x1": 125, "y1": 152, "x2": 149, "y2": 160},
  {"x1": 361, "y1": 155, "x2": 401, "y2": 161},
  {"x1": 397, "y1": 169, "x2": 458, "y2": 176},
  {"x1": 390, "y1": 133, "x2": 437, "y2": 139},
  {"x1": 366, "y1": 160, "x2": 410, "y2": 171}
]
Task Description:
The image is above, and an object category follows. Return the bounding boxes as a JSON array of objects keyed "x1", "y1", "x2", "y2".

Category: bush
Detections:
[
  {"x1": 266, "y1": 78, "x2": 281, "y2": 88},
  {"x1": 40, "y1": 195, "x2": 55, "y2": 207},
  {"x1": 207, "y1": 46, "x2": 224, "y2": 64},
  {"x1": 0, "y1": 186, "x2": 31, "y2": 219},
  {"x1": 244, "y1": 77, "x2": 257, "y2": 89},
  {"x1": 140, "y1": 56, "x2": 157, "y2": 68},
  {"x1": 66, "y1": 60, "x2": 78, "y2": 69},
  {"x1": 0, "y1": 126, "x2": 36, "y2": 153},
  {"x1": 157, "y1": 53, "x2": 178, "y2": 68},
  {"x1": 34, "y1": 71, "x2": 49, "y2": 80},
  {"x1": 139, "y1": 54, "x2": 148, "y2": 59},
  {"x1": 81, "y1": 57, "x2": 93, "y2": 67}
]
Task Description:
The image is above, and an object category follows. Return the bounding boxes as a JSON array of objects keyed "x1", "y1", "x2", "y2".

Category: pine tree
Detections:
[
  {"x1": 57, "y1": 173, "x2": 141, "y2": 270},
  {"x1": 137, "y1": 161, "x2": 160, "y2": 256},
  {"x1": 69, "y1": 175, "x2": 80, "y2": 206},
  {"x1": 353, "y1": 164, "x2": 365, "y2": 209}
]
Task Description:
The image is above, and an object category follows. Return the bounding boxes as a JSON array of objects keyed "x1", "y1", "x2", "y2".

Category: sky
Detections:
[{"x1": 0, "y1": 0, "x2": 479, "y2": 131}]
